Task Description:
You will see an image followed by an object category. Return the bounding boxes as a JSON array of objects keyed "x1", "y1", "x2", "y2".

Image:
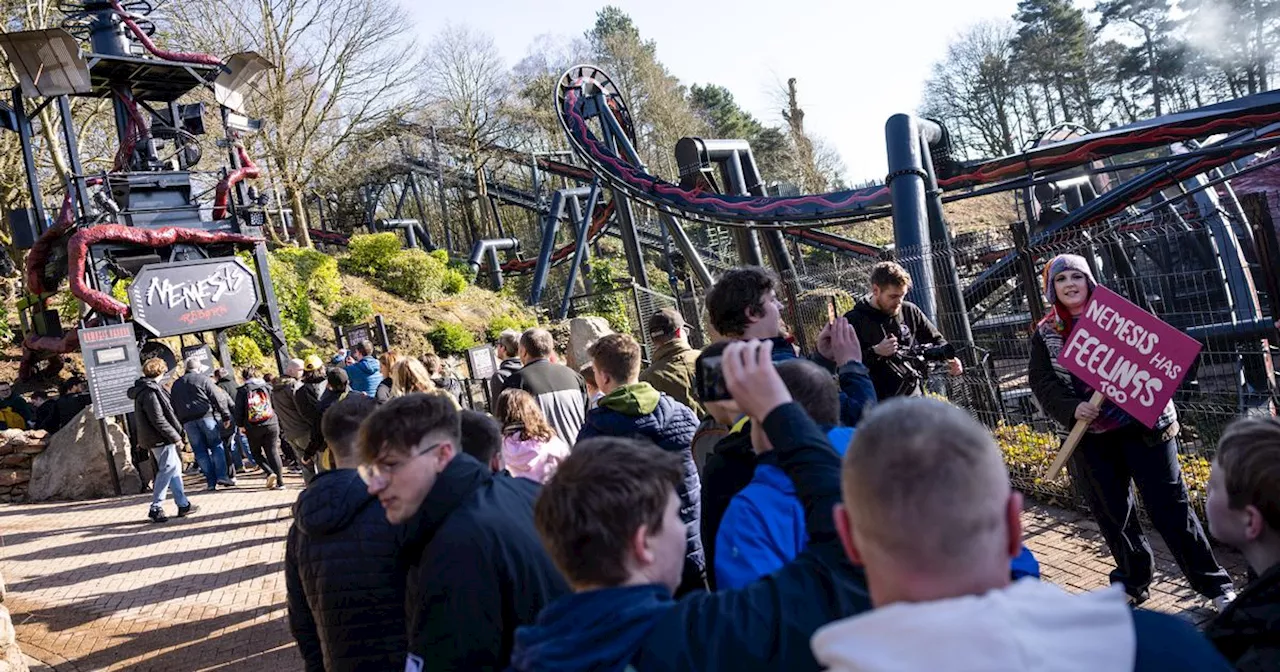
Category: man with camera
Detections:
[{"x1": 845, "y1": 261, "x2": 963, "y2": 400}]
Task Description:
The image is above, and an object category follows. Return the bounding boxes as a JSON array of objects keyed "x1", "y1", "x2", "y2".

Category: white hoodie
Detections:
[{"x1": 811, "y1": 579, "x2": 1136, "y2": 672}]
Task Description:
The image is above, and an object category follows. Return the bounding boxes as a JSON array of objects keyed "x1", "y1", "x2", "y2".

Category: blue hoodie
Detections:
[
  {"x1": 715, "y1": 426, "x2": 853, "y2": 590},
  {"x1": 509, "y1": 584, "x2": 672, "y2": 672},
  {"x1": 344, "y1": 356, "x2": 382, "y2": 398},
  {"x1": 716, "y1": 426, "x2": 1040, "y2": 590}
]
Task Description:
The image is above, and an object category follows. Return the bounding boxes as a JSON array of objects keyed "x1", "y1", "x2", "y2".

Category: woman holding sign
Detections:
[{"x1": 1028, "y1": 254, "x2": 1235, "y2": 609}]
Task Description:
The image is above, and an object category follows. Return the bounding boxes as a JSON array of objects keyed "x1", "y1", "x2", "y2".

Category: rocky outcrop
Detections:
[
  {"x1": 27, "y1": 409, "x2": 140, "y2": 502},
  {"x1": 0, "y1": 430, "x2": 50, "y2": 503},
  {"x1": 0, "y1": 570, "x2": 29, "y2": 672},
  {"x1": 567, "y1": 317, "x2": 613, "y2": 370}
]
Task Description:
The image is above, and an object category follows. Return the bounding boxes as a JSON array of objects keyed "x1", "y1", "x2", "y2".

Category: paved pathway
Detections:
[{"x1": 0, "y1": 472, "x2": 1248, "y2": 671}]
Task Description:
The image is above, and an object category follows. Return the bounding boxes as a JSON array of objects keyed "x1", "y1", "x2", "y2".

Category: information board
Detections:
[
  {"x1": 344, "y1": 325, "x2": 372, "y2": 348},
  {"x1": 181, "y1": 344, "x2": 215, "y2": 374},
  {"x1": 80, "y1": 324, "x2": 142, "y2": 419},
  {"x1": 467, "y1": 345, "x2": 498, "y2": 380}
]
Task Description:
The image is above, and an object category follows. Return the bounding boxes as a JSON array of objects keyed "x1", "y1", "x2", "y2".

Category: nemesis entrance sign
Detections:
[{"x1": 128, "y1": 258, "x2": 261, "y2": 337}]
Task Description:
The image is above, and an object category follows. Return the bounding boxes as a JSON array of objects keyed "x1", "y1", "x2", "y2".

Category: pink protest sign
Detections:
[{"x1": 1058, "y1": 285, "x2": 1201, "y2": 428}]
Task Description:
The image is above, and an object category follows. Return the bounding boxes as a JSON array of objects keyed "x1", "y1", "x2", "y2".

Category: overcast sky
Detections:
[{"x1": 408, "y1": 0, "x2": 1024, "y2": 184}]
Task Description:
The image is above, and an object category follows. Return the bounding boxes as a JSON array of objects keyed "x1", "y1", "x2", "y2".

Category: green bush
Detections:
[
  {"x1": 441, "y1": 268, "x2": 468, "y2": 295},
  {"x1": 340, "y1": 233, "x2": 403, "y2": 276},
  {"x1": 276, "y1": 246, "x2": 342, "y2": 308},
  {"x1": 430, "y1": 249, "x2": 450, "y2": 265},
  {"x1": 263, "y1": 252, "x2": 314, "y2": 343},
  {"x1": 588, "y1": 259, "x2": 632, "y2": 333},
  {"x1": 485, "y1": 313, "x2": 536, "y2": 342},
  {"x1": 427, "y1": 322, "x2": 477, "y2": 355},
  {"x1": 227, "y1": 334, "x2": 267, "y2": 368},
  {"x1": 378, "y1": 249, "x2": 443, "y2": 301},
  {"x1": 332, "y1": 296, "x2": 374, "y2": 326}
]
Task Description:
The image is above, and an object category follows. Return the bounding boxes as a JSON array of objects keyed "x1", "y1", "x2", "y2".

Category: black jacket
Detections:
[
  {"x1": 845, "y1": 298, "x2": 945, "y2": 400},
  {"x1": 403, "y1": 453, "x2": 569, "y2": 671},
  {"x1": 169, "y1": 371, "x2": 231, "y2": 424},
  {"x1": 35, "y1": 394, "x2": 88, "y2": 433},
  {"x1": 295, "y1": 374, "x2": 327, "y2": 457},
  {"x1": 285, "y1": 469, "x2": 409, "y2": 672},
  {"x1": 234, "y1": 378, "x2": 280, "y2": 428},
  {"x1": 502, "y1": 359, "x2": 587, "y2": 445},
  {"x1": 1206, "y1": 562, "x2": 1280, "y2": 671},
  {"x1": 700, "y1": 427, "x2": 757, "y2": 591},
  {"x1": 489, "y1": 358, "x2": 523, "y2": 406},
  {"x1": 128, "y1": 377, "x2": 183, "y2": 448},
  {"x1": 512, "y1": 402, "x2": 871, "y2": 671}
]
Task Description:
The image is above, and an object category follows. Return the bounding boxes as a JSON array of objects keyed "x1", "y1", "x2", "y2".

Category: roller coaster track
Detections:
[{"x1": 555, "y1": 64, "x2": 1280, "y2": 230}]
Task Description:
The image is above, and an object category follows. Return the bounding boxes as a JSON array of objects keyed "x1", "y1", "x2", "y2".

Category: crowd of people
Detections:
[{"x1": 131, "y1": 259, "x2": 1280, "y2": 669}]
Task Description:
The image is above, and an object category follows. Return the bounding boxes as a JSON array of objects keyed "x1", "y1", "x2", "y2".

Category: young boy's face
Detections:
[{"x1": 1207, "y1": 459, "x2": 1248, "y2": 547}]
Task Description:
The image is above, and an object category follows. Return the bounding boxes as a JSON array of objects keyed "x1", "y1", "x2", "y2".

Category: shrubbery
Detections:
[
  {"x1": 340, "y1": 233, "x2": 403, "y2": 276},
  {"x1": 588, "y1": 259, "x2": 632, "y2": 333},
  {"x1": 275, "y1": 246, "x2": 341, "y2": 308},
  {"x1": 228, "y1": 334, "x2": 267, "y2": 367},
  {"x1": 332, "y1": 296, "x2": 374, "y2": 326},
  {"x1": 380, "y1": 249, "x2": 443, "y2": 301},
  {"x1": 485, "y1": 312, "x2": 536, "y2": 342},
  {"x1": 992, "y1": 421, "x2": 1210, "y2": 518},
  {"x1": 428, "y1": 322, "x2": 477, "y2": 355},
  {"x1": 441, "y1": 268, "x2": 468, "y2": 295},
  {"x1": 338, "y1": 234, "x2": 462, "y2": 302}
]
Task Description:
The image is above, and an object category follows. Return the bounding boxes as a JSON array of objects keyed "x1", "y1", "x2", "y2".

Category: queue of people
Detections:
[{"x1": 270, "y1": 259, "x2": 1280, "y2": 672}]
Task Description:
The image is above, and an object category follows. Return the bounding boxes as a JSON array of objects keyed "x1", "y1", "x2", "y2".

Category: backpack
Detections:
[{"x1": 246, "y1": 387, "x2": 275, "y2": 424}]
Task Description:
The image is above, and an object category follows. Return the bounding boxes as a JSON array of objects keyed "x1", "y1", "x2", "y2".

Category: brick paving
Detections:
[{"x1": 0, "y1": 473, "x2": 1251, "y2": 671}]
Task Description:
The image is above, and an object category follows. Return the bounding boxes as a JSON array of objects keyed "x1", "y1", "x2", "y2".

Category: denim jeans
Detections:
[
  {"x1": 150, "y1": 444, "x2": 189, "y2": 510},
  {"x1": 183, "y1": 416, "x2": 228, "y2": 488},
  {"x1": 224, "y1": 430, "x2": 253, "y2": 467}
]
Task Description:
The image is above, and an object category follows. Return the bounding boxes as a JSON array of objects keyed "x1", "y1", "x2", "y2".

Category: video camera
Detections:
[{"x1": 889, "y1": 341, "x2": 956, "y2": 396}]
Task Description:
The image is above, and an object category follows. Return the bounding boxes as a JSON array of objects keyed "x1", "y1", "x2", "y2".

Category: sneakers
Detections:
[
  {"x1": 216, "y1": 478, "x2": 238, "y2": 487},
  {"x1": 1212, "y1": 590, "x2": 1238, "y2": 613},
  {"x1": 265, "y1": 474, "x2": 278, "y2": 489},
  {"x1": 177, "y1": 502, "x2": 199, "y2": 517},
  {"x1": 148, "y1": 507, "x2": 168, "y2": 523}
]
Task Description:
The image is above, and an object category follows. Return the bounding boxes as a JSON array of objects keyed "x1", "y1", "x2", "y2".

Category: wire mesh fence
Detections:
[
  {"x1": 762, "y1": 191, "x2": 1278, "y2": 509},
  {"x1": 534, "y1": 185, "x2": 1278, "y2": 513}
]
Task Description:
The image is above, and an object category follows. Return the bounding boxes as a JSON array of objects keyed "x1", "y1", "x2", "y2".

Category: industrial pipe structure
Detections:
[
  {"x1": 468, "y1": 238, "x2": 521, "y2": 290},
  {"x1": 529, "y1": 186, "x2": 594, "y2": 305}
]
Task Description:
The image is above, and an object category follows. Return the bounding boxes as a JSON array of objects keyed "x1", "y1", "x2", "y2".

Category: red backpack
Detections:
[{"x1": 246, "y1": 387, "x2": 275, "y2": 424}]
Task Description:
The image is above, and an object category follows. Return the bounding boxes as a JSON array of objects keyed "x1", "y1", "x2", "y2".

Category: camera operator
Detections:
[{"x1": 845, "y1": 261, "x2": 962, "y2": 399}]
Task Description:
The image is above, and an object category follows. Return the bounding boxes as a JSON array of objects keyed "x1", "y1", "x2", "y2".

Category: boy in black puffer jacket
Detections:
[
  {"x1": 577, "y1": 333, "x2": 704, "y2": 595},
  {"x1": 285, "y1": 394, "x2": 408, "y2": 671}
]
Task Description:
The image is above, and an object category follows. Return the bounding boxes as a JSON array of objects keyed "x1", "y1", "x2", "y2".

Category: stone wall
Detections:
[
  {"x1": 0, "y1": 570, "x2": 30, "y2": 672},
  {"x1": 0, "y1": 430, "x2": 50, "y2": 503}
]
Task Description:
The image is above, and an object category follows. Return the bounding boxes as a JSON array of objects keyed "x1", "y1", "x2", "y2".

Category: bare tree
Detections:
[
  {"x1": 170, "y1": 0, "x2": 423, "y2": 248},
  {"x1": 424, "y1": 24, "x2": 515, "y2": 241}
]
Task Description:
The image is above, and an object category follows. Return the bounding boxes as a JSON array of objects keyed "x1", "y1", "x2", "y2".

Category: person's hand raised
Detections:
[
  {"x1": 828, "y1": 317, "x2": 862, "y2": 365},
  {"x1": 722, "y1": 339, "x2": 792, "y2": 423},
  {"x1": 816, "y1": 322, "x2": 834, "y2": 361}
]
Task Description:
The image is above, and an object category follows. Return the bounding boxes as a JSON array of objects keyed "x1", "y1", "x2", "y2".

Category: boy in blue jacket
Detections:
[
  {"x1": 716, "y1": 359, "x2": 1040, "y2": 589},
  {"x1": 511, "y1": 339, "x2": 871, "y2": 672}
]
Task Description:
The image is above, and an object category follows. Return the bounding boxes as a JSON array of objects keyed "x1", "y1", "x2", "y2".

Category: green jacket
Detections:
[{"x1": 639, "y1": 338, "x2": 703, "y2": 418}]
